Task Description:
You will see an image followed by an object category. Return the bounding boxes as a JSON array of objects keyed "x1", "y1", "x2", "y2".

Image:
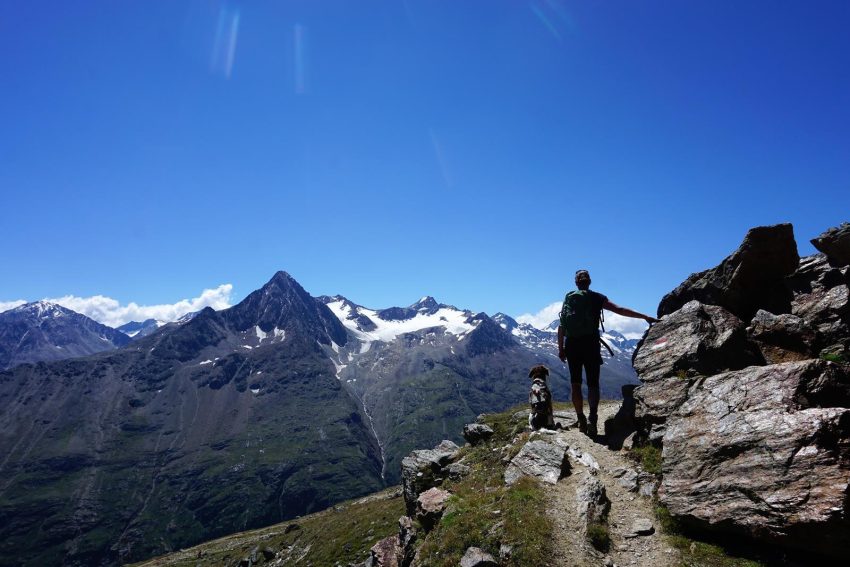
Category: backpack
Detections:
[{"x1": 559, "y1": 290, "x2": 604, "y2": 338}]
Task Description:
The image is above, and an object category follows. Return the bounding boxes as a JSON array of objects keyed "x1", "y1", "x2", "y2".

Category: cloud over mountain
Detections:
[
  {"x1": 0, "y1": 284, "x2": 233, "y2": 328},
  {"x1": 516, "y1": 301, "x2": 649, "y2": 340}
]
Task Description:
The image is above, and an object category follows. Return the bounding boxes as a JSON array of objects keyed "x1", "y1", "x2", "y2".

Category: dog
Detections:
[{"x1": 528, "y1": 365, "x2": 556, "y2": 430}]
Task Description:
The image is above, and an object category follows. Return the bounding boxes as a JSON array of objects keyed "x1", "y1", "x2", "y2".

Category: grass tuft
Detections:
[
  {"x1": 586, "y1": 523, "x2": 610, "y2": 551},
  {"x1": 629, "y1": 444, "x2": 662, "y2": 475}
]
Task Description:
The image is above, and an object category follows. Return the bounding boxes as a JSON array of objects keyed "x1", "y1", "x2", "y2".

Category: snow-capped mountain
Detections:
[
  {"x1": 116, "y1": 318, "x2": 165, "y2": 339},
  {"x1": 117, "y1": 312, "x2": 199, "y2": 340},
  {"x1": 0, "y1": 273, "x2": 644, "y2": 565},
  {"x1": 319, "y1": 295, "x2": 480, "y2": 344},
  {"x1": 0, "y1": 301, "x2": 131, "y2": 370}
]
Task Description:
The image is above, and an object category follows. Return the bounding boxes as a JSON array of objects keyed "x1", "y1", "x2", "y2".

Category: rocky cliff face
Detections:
[{"x1": 632, "y1": 223, "x2": 850, "y2": 559}]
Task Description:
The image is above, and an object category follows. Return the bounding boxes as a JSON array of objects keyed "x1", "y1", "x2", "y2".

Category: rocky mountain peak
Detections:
[
  {"x1": 413, "y1": 296, "x2": 439, "y2": 310},
  {"x1": 492, "y1": 312, "x2": 518, "y2": 332},
  {"x1": 0, "y1": 301, "x2": 130, "y2": 370},
  {"x1": 226, "y1": 271, "x2": 347, "y2": 346}
]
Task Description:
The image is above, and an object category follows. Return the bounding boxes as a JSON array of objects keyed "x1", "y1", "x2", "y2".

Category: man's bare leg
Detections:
[{"x1": 571, "y1": 383, "x2": 587, "y2": 432}]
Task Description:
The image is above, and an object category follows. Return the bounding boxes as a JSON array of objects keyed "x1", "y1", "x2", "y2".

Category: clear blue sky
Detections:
[{"x1": 2, "y1": 0, "x2": 848, "y2": 319}]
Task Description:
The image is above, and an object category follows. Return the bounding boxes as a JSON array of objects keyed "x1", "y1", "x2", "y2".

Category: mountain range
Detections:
[
  {"x1": 0, "y1": 301, "x2": 130, "y2": 370},
  {"x1": 0, "y1": 272, "x2": 639, "y2": 566}
]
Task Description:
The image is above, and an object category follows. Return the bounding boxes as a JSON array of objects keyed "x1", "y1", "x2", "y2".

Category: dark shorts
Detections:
[{"x1": 565, "y1": 335, "x2": 601, "y2": 388}]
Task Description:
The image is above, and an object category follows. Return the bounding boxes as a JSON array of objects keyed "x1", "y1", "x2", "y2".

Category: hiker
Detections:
[{"x1": 557, "y1": 269, "x2": 657, "y2": 436}]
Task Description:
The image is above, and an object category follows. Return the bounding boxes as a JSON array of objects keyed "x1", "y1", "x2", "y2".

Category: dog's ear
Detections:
[{"x1": 528, "y1": 367, "x2": 535, "y2": 379}]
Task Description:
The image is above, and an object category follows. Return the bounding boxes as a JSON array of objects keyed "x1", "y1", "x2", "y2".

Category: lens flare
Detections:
[{"x1": 210, "y1": 5, "x2": 240, "y2": 79}]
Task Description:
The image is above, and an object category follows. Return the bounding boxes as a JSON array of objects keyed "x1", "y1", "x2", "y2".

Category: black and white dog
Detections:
[{"x1": 528, "y1": 365, "x2": 556, "y2": 430}]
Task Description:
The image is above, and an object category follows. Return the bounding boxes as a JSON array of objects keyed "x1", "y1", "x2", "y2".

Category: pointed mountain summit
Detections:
[
  {"x1": 225, "y1": 271, "x2": 347, "y2": 346},
  {"x1": 0, "y1": 301, "x2": 130, "y2": 370}
]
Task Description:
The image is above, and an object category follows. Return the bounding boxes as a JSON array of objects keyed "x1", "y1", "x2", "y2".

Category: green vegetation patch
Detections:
[
  {"x1": 131, "y1": 488, "x2": 405, "y2": 567},
  {"x1": 653, "y1": 502, "x2": 764, "y2": 567},
  {"x1": 415, "y1": 407, "x2": 554, "y2": 567},
  {"x1": 586, "y1": 522, "x2": 610, "y2": 552},
  {"x1": 629, "y1": 443, "x2": 662, "y2": 475}
]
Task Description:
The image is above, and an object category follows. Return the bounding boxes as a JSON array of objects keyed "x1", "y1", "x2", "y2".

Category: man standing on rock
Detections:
[{"x1": 558, "y1": 269, "x2": 657, "y2": 436}]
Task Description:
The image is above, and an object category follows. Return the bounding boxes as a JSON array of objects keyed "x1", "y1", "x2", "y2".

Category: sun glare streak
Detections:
[
  {"x1": 294, "y1": 23, "x2": 308, "y2": 94},
  {"x1": 530, "y1": 0, "x2": 576, "y2": 42},
  {"x1": 210, "y1": 5, "x2": 240, "y2": 79},
  {"x1": 429, "y1": 128, "x2": 453, "y2": 188}
]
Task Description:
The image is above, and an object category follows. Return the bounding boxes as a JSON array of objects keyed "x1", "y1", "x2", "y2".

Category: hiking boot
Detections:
[
  {"x1": 576, "y1": 414, "x2": 587, "y2": 433},
  {"x1": 588, "y1": 414, "x2": 598, "y2": 437}
]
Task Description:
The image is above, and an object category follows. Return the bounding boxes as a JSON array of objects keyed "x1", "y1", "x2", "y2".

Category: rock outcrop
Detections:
[
  {"x1": 633, "y1": 222, "x2": 850, "y2": 559},
  {"x1": 504, "y1": 438, "x2": 570, "y2": 486},
  {"x1": 811, "y1": 222, "x2": 850, "y2": 267},
  {"x1": 657, "y1": 223, "x2": 799, "y2": 319},
  {"x1": 400, "y1": 440, "x2": 460, "y2": 516}
]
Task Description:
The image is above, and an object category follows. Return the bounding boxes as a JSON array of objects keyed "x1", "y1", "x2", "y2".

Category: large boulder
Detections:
[
  {"x1": 633, "y1": 376, "x2": 692, "y2": 442},
  {"x1": 658, "y1": 224, "x2": 799, "y2": 320},
  {"x1": 660, "y1": 360, "x2": 850, "y2": 559},
  {"x1": 747, "y1": 309, "x2": 818, "y2": 364},
  {"x1": 401, "y1": 440, "x2": 459, "y2": 516},
  {"x1": 787, "y1": 254, "x2": 849, "y2": 355},
  {"x1": 504, "y1": 439, "x2": 570, "y2": 485},
  {"x1": 634, "y1": 300, "x2": 762, "y2": 381},
  {"x1": 811, "y1": 222, "x2": 850, "y2": 267}
]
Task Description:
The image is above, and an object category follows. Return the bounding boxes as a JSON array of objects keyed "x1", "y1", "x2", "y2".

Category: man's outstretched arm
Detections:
[{"x1": 603, "y1": 300, "x2": 658, "y2": 324}]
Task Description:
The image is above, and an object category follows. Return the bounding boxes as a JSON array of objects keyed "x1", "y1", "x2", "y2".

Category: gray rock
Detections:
[
  {"x1": 630, "y1": 518, "x2": 654, "y2": 536},
  {"x1": 504, "y1": 439, "x2": 570, "y2": 485},
  {"x1": 658, "y1": 223, "x2": 799, "y2": 319},
  {"x1": 747, "y1": 309, "x2": 818, "y2": 363},
  {"x1": 787, "y1": 255, "x2": 849, "y2": 354},
  {"x1": 462, "y1": 423, "x2": 494, "y2": 445},
  {"x1": 576, "y1": 473, "x2": 610, "y2": 529},
  {"x1": 661, "y1": 360, "x2": 850, "y2": 559},
  {"x1": 633, "y1": 376, "x2": 692, "y2": 440},
  {"x1": 398, "y1": 515, "x2": 417, "y2": 567},
  {"x1": 415, "y1": 487, "x2": 451, "y2": 531},
  {"x1": 446, "y1": 462, "x2": 471, "y2": 479},
  {"x1": 460, "y1": 547, "x2": 498, "y2": 567},
  {"x1": 811, "y1": 223, "x2": 850, "y2": 267},
  {"x1": 634, "y1": 301, "x2": 761, "y2": 382},
  {"x1": 401, "y1": 440, "x2": 460, "y2": 515},
  {"x1": 614, "y1": 468, "x2": 640, "y2": 492},
  {"x1": 499, "y1": 543, "x2": 513, "y2": 561}
]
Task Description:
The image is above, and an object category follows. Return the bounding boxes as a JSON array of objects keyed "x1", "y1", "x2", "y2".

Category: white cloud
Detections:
[
  {"x1": 516, "y1": 300, "x2": 649, "y2": 340},
  {"x1": 516, "y1": 301, "x2": 561, "y2": 330},
  {"x1": 0, "y1": 284, "x2": 233, "y2": 328},
  {"x1": 0, "y1": 300, "x2": 27, "y2": 312}
]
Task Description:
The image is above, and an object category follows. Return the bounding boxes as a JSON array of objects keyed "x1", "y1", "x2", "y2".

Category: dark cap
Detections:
[{"x1": 575, "y1": 269, "x2": 590, "y2": 278}]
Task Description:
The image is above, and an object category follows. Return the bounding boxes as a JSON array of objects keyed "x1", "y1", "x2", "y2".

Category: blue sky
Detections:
[{"x1": 2, "y1": 1, "x2": 848, "y2": 327}]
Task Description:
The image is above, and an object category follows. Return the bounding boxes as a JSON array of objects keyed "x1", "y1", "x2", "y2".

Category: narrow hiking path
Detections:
[{"x1": 544, "y1": 402, "x2": 680, "y2": 567}]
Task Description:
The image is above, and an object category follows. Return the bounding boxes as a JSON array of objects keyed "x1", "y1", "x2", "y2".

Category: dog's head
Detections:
[{"x1": 528, "y1": 365, "x2": 549, "y2": 381}]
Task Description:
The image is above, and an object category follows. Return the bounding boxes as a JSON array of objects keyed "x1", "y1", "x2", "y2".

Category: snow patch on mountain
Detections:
[{"x1": 324, "y1": 299, "x2": 478, "y2": 343}]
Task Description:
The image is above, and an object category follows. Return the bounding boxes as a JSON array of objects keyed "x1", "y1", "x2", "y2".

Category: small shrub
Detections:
[
  {"x1": 820, "y1": 352, "x2": 846, "y2": 363},
  {"x1": 586, "y1": 523, "x2": 610, "y2": 551},
  {"x1": 654, "y1": 502, "x2": 679, "y2": 533}
]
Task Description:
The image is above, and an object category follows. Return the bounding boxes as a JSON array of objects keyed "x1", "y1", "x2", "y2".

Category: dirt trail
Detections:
[{"x1": 543, "y1": 402, "x2": 680, "y2": 567}]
